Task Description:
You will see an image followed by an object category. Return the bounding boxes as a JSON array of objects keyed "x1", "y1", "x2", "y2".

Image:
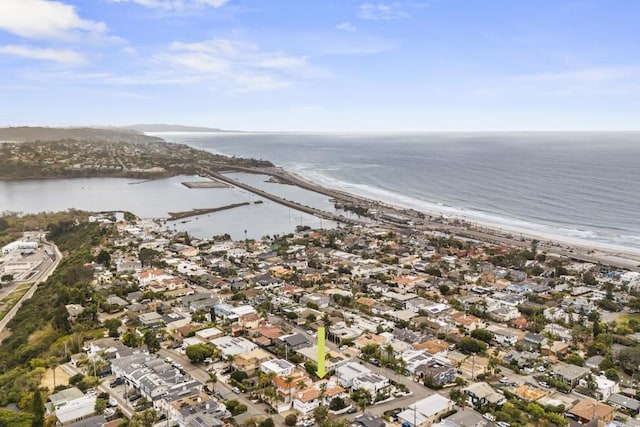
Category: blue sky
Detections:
[{"x1": 0, "y1": 0, "x2": 639, "y2": 131}]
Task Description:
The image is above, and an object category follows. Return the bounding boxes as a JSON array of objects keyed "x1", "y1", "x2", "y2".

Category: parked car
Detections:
[
  {"x1": 496, "y1": 422, "x2": 510, "y2": 427},
  {"x1": 539, "y1": 381, "x2": 549, "y2": 388},
  {"x1": 110, "y1": 378, "x2": 124, "y2": 388},
  {"x1": 537, "y1": 366, "x2": 546, "y2": 372},
  {"x1": 232, "y1": 387, "x2": 242, "y2": 394},
  {"x1": 499, "y1": 377, "x2": 510, "y2": 384},
  {"x1": 346, "y1": 407, "x2": 357, "y2": 414},
  {"x1": 483, "y1": 413, "x2": 496, "y2": 422}
]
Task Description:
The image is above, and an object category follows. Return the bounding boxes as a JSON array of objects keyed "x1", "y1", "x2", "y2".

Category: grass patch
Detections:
[
  {"x1": 0, "y1": 284, "x2": 33, "y2": 321},
  {"x1": 616, "y1": 313, "x2": 640, "y2": 328},
  {"x1": 27, "y1": 324, "x2": 56, "y2": 346}
]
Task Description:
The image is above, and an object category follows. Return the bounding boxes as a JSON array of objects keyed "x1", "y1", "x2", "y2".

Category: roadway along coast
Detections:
[{"x1": 217, "y1": 165, "x2": 640, "y2": 271}]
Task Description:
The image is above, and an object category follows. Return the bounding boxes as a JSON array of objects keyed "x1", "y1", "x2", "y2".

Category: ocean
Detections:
[{"x1": 158, "y1": 131, "x2": 640, "y2": 253}]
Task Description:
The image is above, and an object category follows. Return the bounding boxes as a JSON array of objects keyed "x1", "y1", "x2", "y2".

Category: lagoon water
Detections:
[
  {"x1": 161, "y1": 131, "x2": 640, "y2": 252},
  {"x1": 0, "y1": 175, "x2": 337, "y2": 240}
]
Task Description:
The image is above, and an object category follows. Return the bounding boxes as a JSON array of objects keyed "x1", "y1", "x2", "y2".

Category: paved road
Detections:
[
  {"x1": 157, "y1": 348, "x2": 286, "y2": 424},
  {"x1": 60, "y1": 362, "x2": 134, "y2": 419},
  {"x1": 0, "y1": 239, "x2": 62, "y2": 337}
]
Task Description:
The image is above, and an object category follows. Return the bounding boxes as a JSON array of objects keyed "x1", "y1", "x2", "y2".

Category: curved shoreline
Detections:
[{"x1": 266, "y1": 167, "x2": 640, "y2": 271}]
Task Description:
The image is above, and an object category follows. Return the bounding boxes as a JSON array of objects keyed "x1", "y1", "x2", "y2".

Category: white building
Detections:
[
  {"x1": 210, "y1": 336, "x2": 257, "y2": 357},
  {"x1": 260, "y1": 359, "x2": 296, "y2": 377},
  {"x1": 352, "y1": 373, "x2": 389, "y2": 394},
  {"x1": 397, "y1": 394, "x2": 454, "y2": 427},
  {"x1": 336, "y1": 362, "x2": 372, "y2": 388}
]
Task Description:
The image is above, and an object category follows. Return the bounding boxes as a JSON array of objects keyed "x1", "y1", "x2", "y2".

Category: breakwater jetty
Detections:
[
  {"x1": 202, "y1": 169, "x2": 363, "y2": 226},
  {"x1": 167, "y1": 202, "x2": 252, "y2": 221}
]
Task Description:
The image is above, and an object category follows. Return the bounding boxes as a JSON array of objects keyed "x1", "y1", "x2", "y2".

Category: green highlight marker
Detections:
[{"x1": 316, "y1": 326, "x2": 326, "y2": 378}]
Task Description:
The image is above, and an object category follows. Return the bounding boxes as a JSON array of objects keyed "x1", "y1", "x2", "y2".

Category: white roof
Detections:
[
  {"x1": 55, "y1": 395, "x2": 96, "y2": 424},
  {"x1": 398, "y1": 394, "x2": 452, "y2": 425},
  {"x1": 336, "y1": 362, "x2": 371, "y2": 381}
]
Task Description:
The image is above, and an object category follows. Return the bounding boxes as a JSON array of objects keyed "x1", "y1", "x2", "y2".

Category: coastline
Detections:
[{"x1": 272, "y1": 168, "x2": 640, "y2": 271}]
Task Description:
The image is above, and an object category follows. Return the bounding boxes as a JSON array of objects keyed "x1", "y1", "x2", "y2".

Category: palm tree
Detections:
[
  {"x1": 285, "y1": 376, "x2": 295, "y2": 405},
  {"x1": 384, "y1": 344, "x2": 395, "y2": 364},
  {"x1": 48, "y1": 356, "x2": 59, "y2": 391},
  {"x1": 207, "y1": 372, "x2": 217, "y2": 393}
]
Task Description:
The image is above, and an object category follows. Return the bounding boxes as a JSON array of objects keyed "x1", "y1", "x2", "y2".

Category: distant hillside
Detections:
[
  {"x1": 0, "y1": 126, "x2": 273, "y2": 180},
  {"x1": 0, "y1": 126, "x2": 160, "y2": 143},
  {"x1": 122, "y1": 124, "x2": 226, "y2": 132}
]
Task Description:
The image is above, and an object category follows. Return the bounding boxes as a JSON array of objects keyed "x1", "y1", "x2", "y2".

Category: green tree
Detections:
[
  {"x1": 285, "y1": 414, "x2": 298, "y2": 426},
  {"x1": 104, "y1": 319, "x2": 121, "y2": 338},
  {"x1": 313, "y1": 405, "x2": 329, "y2": 424},
  {"x1": 129, "y1": 409, "x2": 157, "y2": 427},
  {"x1": 94, "y1": 398, "x2": 107, "y2": 414},
  {"x1": 31, "y1": 389, "x2": 44, "y2": 427},
  {"x1": 259, "y1": 419, "x2": 274, "y2": 427},
  {"x1": 565, "y1": 354, "x2": 585, "y2": 367},
  {"x1": 185, "y1": 344, "x2": 214, "y2": 363},
  {"x1": 122, "y1": 331, "x2": 142, "y2": 348},
  {"x1": 457, "y1": 338, "x2": 488, "y2": 354},
  {"x1": 329, "y1": 396, "x2": 347, "y2": 411},
  {"x1": 95, "y1": 250, "x2": 111, "y2": 267},
  {"x1": 351, "y1": 388, "x2": 372, "y2": 413},
  {"x1": 143, "y1": 331, "x2": 160, "y2": 354},
  {"x1": 470, "y1": 329, "x2": 494, "y2": 344}
]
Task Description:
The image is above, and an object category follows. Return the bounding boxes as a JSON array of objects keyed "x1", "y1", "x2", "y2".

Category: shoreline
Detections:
[{"x1": 268, "y1": 168, "x2": 640, "y2": 271}]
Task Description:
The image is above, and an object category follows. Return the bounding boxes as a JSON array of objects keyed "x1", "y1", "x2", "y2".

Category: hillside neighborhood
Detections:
[{"x1": 4, "y1": 213, "x2": 640, "y2": 427}]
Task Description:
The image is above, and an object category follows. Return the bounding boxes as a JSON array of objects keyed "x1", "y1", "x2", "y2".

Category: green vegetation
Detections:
[
  {"x1": 0, "y1": 216, "x2": 111, "y2": 415},
  {"x1": 0, "y1": 283, "x2": 32, "y2": 321},
  {"x1": 0, "y1": 128, "x2": 273, "y2": 180}
]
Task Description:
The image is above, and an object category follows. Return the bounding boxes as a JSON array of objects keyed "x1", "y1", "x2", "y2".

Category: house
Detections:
[
  {"x1": 580, "y1": 375, "x2": 619, "y2": 401},
  {"x1": 502, "y1": 351, "x2": 539, "y2": 369},
  {"x1": 462, "y1": 382, "x2": 506, "y2": 407},
  {"x1": 210, "y1": 336, "x2": 257, "y2": 357},
  {"x1": 352, "y1": 373, "x2": 390, "y2": 394},
  {"x1": 488, "y1": 327, "x2": 519, "y2": 346},
  {"x1": 260, "y1": 359, "x2": 296, "y2": 377},
  {"x1": 523, "y1": 333, "x2": 547, "y2": 349},
  {"x1": 278, "y1": 333, "x2": 311, "y2": 350},
  {"x1": 300, "y1": 294, "x2": 331, "y2": 309},
  {"x1": 292, "y1": 381, "x2": 347, "y2": 415},
  {"x1": 195, "y1": 327, "x2": 224, "y2": 343},
  {"x1": 568, "y1": 399, "x2": 615, "y2": 423},
  {"x1": 139, "y1": 311, "x2": 163, "y2": 327},
  {"x1": 415, "y1": 359, "x2": 457, "y2": 386},
  {"x1": 585, "y1": 355, "x2": 605, "y2": 370},
  {"x1": 336, "y1": 362, "x2": 372, "y2": 388},
  {"x1": 552, "y1": 363, "x2": 590, "y2": 388},
  {"x1": 232, "y1": 349, "x2": 273, "y2": 376},
  {"x1": 397, "y1": 394, "x2": 454, "y2": 427},
  {"x1": 541, "y1": 341, "x2": 570, "y2": 358},
  {"x1": 607, "y1": 393, "x2": 640, "y2": 416},
  {"x1": 47, "y1": 388, "x2": 97, "y2": 426},
  {"x1": 454, "y1": 314, "x2": 484, "y2": 331},
  {"x1": 353, "y1": 414, "x2": 386, "y2": 427}
]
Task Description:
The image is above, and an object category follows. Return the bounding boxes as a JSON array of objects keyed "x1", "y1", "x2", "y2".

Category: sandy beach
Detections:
[{"x1": 267, "y1": 167, "x2": 640, "y2": 271}]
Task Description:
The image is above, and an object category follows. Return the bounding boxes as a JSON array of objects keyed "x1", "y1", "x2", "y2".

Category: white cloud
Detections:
[
  {"x1": 108, "y1": 0, "x2": 230, "y2": 10},
  {"x1": 336, "y1": 22, "x2": 357, "y2": 32},
  {"x1": 0, "y1": 44, "x2": 85, "y2": 64},
  {"x1": 358, "y1": 3, "x2": 409, "y2": 20},
  {"x1": 152, "y1": 38, "x2": 317, "y2": 91},
  {"x1": 0, "y1": 0, "x2": 106, "y2": 40},
  {"x1": 518, "y1": 65, "x2": 640, "y2": 95}
]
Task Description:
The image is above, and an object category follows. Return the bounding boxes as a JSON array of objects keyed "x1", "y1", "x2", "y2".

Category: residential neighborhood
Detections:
[{"x1": 11, "y1": 213, "x2": 640, "y2": 427}]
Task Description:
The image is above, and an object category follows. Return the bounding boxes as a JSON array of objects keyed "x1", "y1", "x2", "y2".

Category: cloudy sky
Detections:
[{"x1": 0, "y1": 0, "x2": 638, "y2": 131}]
